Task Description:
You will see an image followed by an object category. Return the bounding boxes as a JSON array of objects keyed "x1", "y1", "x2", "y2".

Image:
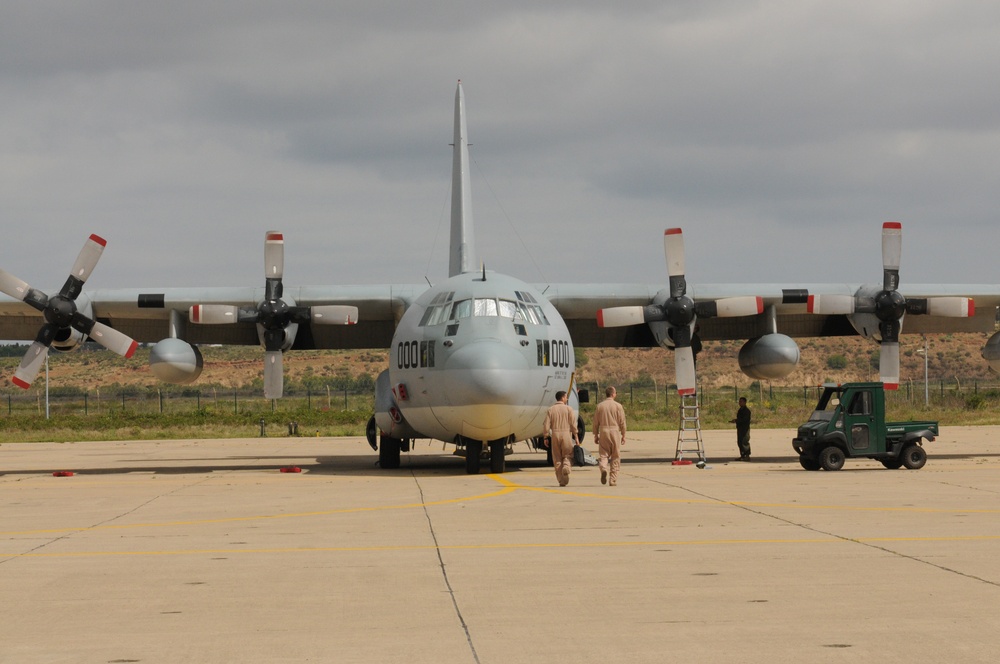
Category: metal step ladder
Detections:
[{"x1": 675, "y1": 393, "x2": 706, "y2": 463}]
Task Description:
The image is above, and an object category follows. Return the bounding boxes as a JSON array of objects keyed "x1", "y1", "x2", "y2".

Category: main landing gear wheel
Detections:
[
  {"x1": 489, "y1": 440, "x2": 505, "y2": 474},
  {"x1": 465, "y1": 440, "x2": 483, "y2": 475},
  {"x1": 901, "y1": 444, "x2": 927, "y2": 470},
  {"x1": 819, "y1": 446, "x2": 845, "y2": 471},
  {"x1": 379, "y1": 435, "x2": 401, "y2": 469}
]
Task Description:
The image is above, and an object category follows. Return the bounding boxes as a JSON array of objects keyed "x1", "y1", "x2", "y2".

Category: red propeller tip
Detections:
[
  {"x1": 665, "y1": 228, "x2": 682, "y2": 236},
  {"x1": 678, "y1": 387, "x2": 696, "y2": 396},
  {"x1": 806, "y1": 295, "x2": 816, "y2": 313},
  {"x1": 12, "y1": 376, "x2": 31, "y2": 389},
  {"x1": 882, "y1": 221, "x2": 901, "y2": 230},
  {"x1": 88, "y1": 234, "x2": 107, "y2": 247},
  {"x1": 124, "y1": 340, "x2": 139, "y2": 359},
  {"x1": 968, "y1": 300, "x2": 975, "y2": 317},
  {"x1": 596, "y1": 310, "x2": 605, "y2": 328},
  {"x1": 883, "y1": 383, "x2": 899, "y2": 391}
]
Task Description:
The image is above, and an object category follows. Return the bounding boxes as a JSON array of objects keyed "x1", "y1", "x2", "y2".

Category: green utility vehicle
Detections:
[{"x1": 792, "y1": 382, "x2": 938, "y2": 471}]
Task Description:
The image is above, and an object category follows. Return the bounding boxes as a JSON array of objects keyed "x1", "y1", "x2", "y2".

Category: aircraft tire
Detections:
[
  {"x1": 379, "y1": 435, "x2": 401, "y2": 469},
  {"x1": 465, "y1": 440, "x2": 483, "y2": 474},
  {"x1": 901, "y1": 444, "x2": 927, "y2": 470},
  {"x1": 577, "y1": 416, "x2": 586, "y2": 444},
  {"x1": 819, "y1": 446, "x2": 845, "y2": 471},
  {"x1": 489, "y1": 440, "x2": 505, "y2": 474}
]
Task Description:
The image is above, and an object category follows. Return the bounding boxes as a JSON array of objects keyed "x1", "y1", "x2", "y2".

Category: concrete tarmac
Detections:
[{"x1": 3, "y1": 427, "x2": 1000, "y2": 663}]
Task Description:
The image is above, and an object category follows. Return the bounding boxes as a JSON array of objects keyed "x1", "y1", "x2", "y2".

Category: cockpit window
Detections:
[
  {"x1": 421, "y1": 292, "x2": 548, "y2": 325},
  {"x1": 419, "y1": 291, "x2": 456, "y2": 326},
  {"x1": 451, "y1": 299, "x2": 473, "y2": 320},
  {"x1": 474, "y1": 298, "x2": 498, "y2": 317},
  {"x1": 498, "y1": 299, "x2": 519, "y2": 319}
]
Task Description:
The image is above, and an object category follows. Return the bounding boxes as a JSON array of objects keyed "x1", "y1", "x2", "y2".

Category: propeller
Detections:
[
  {"x1": 597, "y1": 228, "x2": 763, "y2": 395},
  {"x1": 0, "y1": 234, "x2": 138, "y2": 388},
  {"x1": 807, "y1": 222, "x2": 974, "y2": 389},
  {"x1": 189, "y1": 231, "x2": 358, "y2": 399}
]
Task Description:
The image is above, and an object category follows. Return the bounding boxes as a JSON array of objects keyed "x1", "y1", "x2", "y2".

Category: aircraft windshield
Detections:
[{"x1": 419, "y1": 294, "x2": 549, "y2": 326}]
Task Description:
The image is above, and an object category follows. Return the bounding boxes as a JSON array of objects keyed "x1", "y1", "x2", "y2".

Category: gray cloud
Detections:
[{"x1": 1, "y1": 1, "x2": 998, "y2": 295}]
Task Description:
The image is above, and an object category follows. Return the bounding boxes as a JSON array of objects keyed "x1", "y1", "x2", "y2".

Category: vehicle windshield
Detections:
[{"x1": 808, "y1": 410, "x2": 835, "y2": 423}]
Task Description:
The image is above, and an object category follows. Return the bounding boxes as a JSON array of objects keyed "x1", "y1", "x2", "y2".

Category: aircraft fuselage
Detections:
[{"x1": 388, "y1": 270, "x2": 574, "y2": 444}]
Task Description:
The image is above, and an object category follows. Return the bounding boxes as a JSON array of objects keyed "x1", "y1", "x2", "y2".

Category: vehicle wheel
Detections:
[
  {"x1": 489, "y1": 440, "x2": 505, "y2": 474},
  {"x1": 799, "y1": 455, "x2": 821, "y2": 471},
  {"x1": 819, "y1": 446, "x2": 845, "y2": 471},
  {"x1": 577, "y1": 415, "x2": 587, "y2": 445},
  {"x1": 379, "y1": 435, "x2": 401, "y2": 469},
  {"x1": 881, "y1": 458, "x2": 903, "y2": 470},
  {"x1": 465, "y1": 440, "x2": 483, "y2": 474},
  {"x1": 901, "y1": 444, "x2": 927, "y2": 470}
]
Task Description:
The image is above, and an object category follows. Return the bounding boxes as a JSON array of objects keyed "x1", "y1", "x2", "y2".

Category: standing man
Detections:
[
  {"x1": 593, "y1": 386, "x2": 627, "y2": 486},
  {"x1": 543, "y1": 390, "x2": 579, "y2": 486},
  {"x1": 731, "y1": 397, "x2": 752, "y2": 461}
]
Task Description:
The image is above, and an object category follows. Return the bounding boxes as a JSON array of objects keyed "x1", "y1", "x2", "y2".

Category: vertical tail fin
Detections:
[{"x1": 449, "y1": 81, "x2": 476, "y2": 277}]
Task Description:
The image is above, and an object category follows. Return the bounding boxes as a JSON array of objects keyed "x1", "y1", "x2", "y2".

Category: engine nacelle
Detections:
[
  {"x1": 983, "y1": 331, "x2": 1000, "y2": 373},
  {"x1": 738, "y1": 333, "x2": 800, "y2": 380},
  {"x1": 50, "y1": 327, "x2": 86, "y2": 352},
  {"x1": 149, "y1": 338, "x2": 204, "y2": 385},
  {"x1": 372, "y1": 370, "x2": 420, "y2": 439}
]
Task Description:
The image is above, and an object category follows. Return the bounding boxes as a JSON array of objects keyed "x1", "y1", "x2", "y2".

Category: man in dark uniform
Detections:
[{"x1": 731, "y1": 397, "x2": 752, "y2": 461}]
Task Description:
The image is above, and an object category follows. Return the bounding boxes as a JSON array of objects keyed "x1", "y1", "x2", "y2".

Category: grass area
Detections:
[{"x1": 2, "y1": 383, "x2": 998, "y2": 444}]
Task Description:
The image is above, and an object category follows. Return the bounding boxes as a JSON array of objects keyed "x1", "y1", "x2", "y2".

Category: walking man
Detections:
[
  {"x1": 593, "y1": 386, "x2": 627, "y2": 486},
  {"x1": 731, "y1": 397, "x2": 752, "y2": 460},
  {"x1": 543, "y1": 390, "x2": 579, "y2": 486}
]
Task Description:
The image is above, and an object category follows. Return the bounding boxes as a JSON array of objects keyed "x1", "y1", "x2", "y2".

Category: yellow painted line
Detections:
[
  {"x1": 0, "y1": 485, "x2": 517, "y2": 536},
  {"x1": 5, "y1": 534, "x2": 1000, "y2": 559}
]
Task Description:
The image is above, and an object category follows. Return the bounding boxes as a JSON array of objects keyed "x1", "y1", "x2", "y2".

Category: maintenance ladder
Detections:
[{"x1": 674, "y1": 393, "x2": 706, "y2": 463}]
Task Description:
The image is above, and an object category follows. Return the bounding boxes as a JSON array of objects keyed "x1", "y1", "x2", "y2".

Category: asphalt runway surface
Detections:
[{"x1": 3, "y1": 426, "x2": 1000, "y2": 663}]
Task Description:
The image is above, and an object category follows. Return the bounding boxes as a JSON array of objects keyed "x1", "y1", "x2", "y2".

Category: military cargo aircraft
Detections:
[{"x1": 2, "y1": 81, "x2": 1000, "y2": 473}]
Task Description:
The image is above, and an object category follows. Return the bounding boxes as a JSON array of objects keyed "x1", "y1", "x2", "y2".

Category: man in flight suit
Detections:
[
  {"x1": 731, "y1": 397, "x2": 752, "y2": 461},
  {"x1": 543, "y1": 390, "x2": 579, "y2": 486},
  {"x1": 593, "y1": 386, "x2": 627, "y2": 486}
]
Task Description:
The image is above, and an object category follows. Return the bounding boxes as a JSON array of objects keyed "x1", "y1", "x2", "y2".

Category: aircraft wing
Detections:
[
  {"x1": 0, "y1": 285, "x2": 424, "y2": 349},
  {"x1": 543, "y1": 282, "x2": 1000, "y2": 348}
]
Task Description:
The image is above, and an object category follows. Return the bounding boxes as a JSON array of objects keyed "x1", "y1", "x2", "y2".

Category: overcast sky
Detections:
[{"x1": 3, "y1": 1, "x2": 999, "y2": 295}]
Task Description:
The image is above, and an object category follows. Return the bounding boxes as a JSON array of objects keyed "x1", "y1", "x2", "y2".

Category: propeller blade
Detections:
[
  {"x1": 263, "y1": 350, "x2": 283, "y2": 399},
  {"x1": 189, "y1": 304, "x2": 240, "y2": 324},
  {"x1": 882, "y1": 221, "x2": 901, "y2": 291},
  {"x1": 311, "y1": 305, "x2": 359, "y2": 325},
  {"x1": 807, "y1": 294, "x2": 856, "y2": 315},
  {"x1": 880, "y1": 341, "x2": 900, "y2": 390},
  {"x1": 597, "y1": 306, "x2": 646, "y2": 328},
  {"x1": 664, "y1": 228, "x2": 686, "y2": 298},
  {"x1": 0, "y1": 270, "x2": 33, "y2": 302},
  {"x1": 674, "y1": 345, "x2": 696, "y2": 395},
  {"x1": 88, "y1": 321, "x2": 139, "y2": 358},
  {"x1": 12, "y1": 341, "x2": 50, "y2": 389},
  {"x1": 265, "y1": 231, "x2": 284, "y2": 280},
  {"x1": 68, "y1": 234, "x2": 107, "y2": 286},
  {"x1": 924, "y1": 297, "x2": 975, "y2": 318},
  {"x1": 706, "y1": 296, "x2": 764, "y2": 318}
]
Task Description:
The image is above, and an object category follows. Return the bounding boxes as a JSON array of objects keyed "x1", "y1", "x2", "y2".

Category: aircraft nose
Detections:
[{"x1": 444, "y1": 341, "x2": 528, "y2": 405}]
